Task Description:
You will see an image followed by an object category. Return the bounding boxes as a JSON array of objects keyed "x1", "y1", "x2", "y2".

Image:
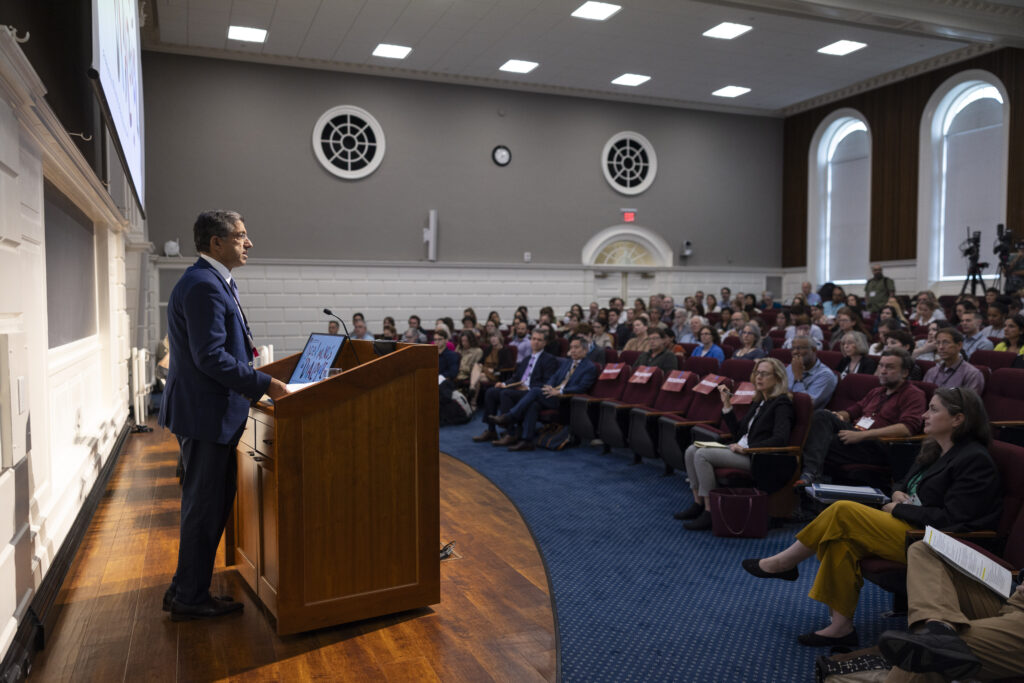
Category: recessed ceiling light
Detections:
[
  {"x1": 372, "y1": 43, "x2": 412, "y2": 59},
  {"x1": 712, "y1": 85, "x2": 751, "y2": 98},
  {"x1": 818, "y1": 40, "x2": 867, "y2": 56},
  {"x1": 227, "y1": 25, "x2": 267, "y2": 43},
  {"x1": 702, "y1": 22, "x2": 752, "y2": 40},
  {"x1": 500, "y1": 59, "x2": 539, "y2": 74},
  {"x1": 611, "y1": 73, "x2": 650, "y2": 87},
  {"x1": 571, "y1": 2, "x2": 621, "y2": 21}
]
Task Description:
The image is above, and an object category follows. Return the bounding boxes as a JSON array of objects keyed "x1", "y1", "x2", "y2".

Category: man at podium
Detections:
[{"x1": 159, "y1": 210, "x2": 288, "y2": 621}]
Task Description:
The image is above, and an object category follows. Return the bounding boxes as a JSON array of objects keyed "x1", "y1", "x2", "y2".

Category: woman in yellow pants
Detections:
[{"x1": 742, "y1": 387, "x2": 1002, "y2": 647}]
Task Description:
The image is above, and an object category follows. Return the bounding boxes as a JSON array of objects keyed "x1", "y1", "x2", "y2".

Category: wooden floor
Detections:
[{"x1": 30, "y1": 423, "x2": 557, "y2": 682}]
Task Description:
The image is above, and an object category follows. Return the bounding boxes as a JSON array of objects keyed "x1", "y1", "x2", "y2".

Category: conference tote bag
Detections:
[{"x1": 708, "y1": 487, "x2": 769, "y2": 538}]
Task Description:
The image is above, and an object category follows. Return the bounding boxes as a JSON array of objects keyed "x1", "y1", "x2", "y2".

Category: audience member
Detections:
[
  {"x1": 770, "y1": 310, "x2": 794, "y2": 336},
  {"x1": 733, "y1": 323, "x2": 767, "y2": 360},
  {"x1": 923, "y1": 328, "x2": 985, "y2": 394},
  {"x1": 678, "y1": 358, "x2": 794, "y2": 531},
  {"x1": 351, "y1": 319, "x2": 375, "y2": 341},
  {"x1": 490, "y1": 336, "x2": 598, "y2": 451},
  {"x1": 912, "y1": 321, "x2": 947, "y2": 362},
  {"x1": 873, "y1": 305, "x2": 907, "y2": 335},
  {"x1": 783, "y1": 319, "x2": 825, "y2": 350},
  {"x1": 679, "y1": 316, "x2": 705, "y2": 345},
  {"x1": 878, "y1": 541, "x2": 1024, "y2": 682},
  {"x1": 632, "y1": 327, "x2": 678, "y2": 374},
  {"x1": 796, "y1": 348, "x2": 926, "y2": 486},
  {"x1": 884, "y1": 330, "x2": 924, "y2": 380},
  {"x1": 864, "y1": 264, "x2": 896, "y2": 313},
  {"x1": 994, "y1": 313, "x2": 1023, "y2": 356},
  {"x1": 911, "y1": 299, "x2": 943, "y2": 327},
  {"x1": 455, "y1": 330, "x2": 483, "y2": 386},
  {"x1": 623, "y1": 318, "x2": 652, "y2": 353},
  {"x1": 401, "y1": 327, "x2": 422, "y2": 343},
  {"x1": 473, "y1": 328, "x2": 559, "y2": 445},
  {"x1": 823, "y1": 286, "x2": 846, "y2": 319},
  {"x1": 744, "y1": 387, "x2": 1000, "y2": 648},
  {"x1": 960, "y1": 309, "x2": 994, "y2": 357},
  {"x1": 786, "y1": 336, "x2": 838, "y2": 409},
  {"x1": 837, "y1": 331, "x2": 877, "y2": 379},
  {"x1": 869, "y1": 319, "x2": 903, "y2": 356},
  {"x1": 981, "y1": 301, "x2": 1007, "y2": 339},
  {"x1": 693, "y1": 326, "x2": 725, "y2": 365},
  {"x1": 508, "y1": 320, "x2": 532, "y2": 363},
  {"x1": 327, "y1": 320, "x2": 339, "y2": 335},
  {"x1": 468, "y1": 331, "x2": 503, "y2": 409},
  {"x1": 759, "y1": 290, "x2": 781, "y2": 310},
  {"x1": 435, "y1": 328, "x2": 459, "y2": 381},
  {"x1": 829, "y1": 307, "x2": 868, "y2": 350},
  {"x1": 800, "y1": 281, "x2": 822, "y2": 306},
  {"x1": 591, "y1": 319, "x2": 615, "y2": 351},
  {"x1": 720, "y1": 287, "x2": 732, "y2": 306},
  {"x1": 705, "y1": 293, "x2": 720, "y2": 313},
  {"x1": 742, "y1": 293, "x2": 762, "y2": 315}
]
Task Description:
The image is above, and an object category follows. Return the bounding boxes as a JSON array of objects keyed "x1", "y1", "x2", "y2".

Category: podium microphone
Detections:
[{"x1": 323, "y1": 308, "x2": 362, "y2": 366}]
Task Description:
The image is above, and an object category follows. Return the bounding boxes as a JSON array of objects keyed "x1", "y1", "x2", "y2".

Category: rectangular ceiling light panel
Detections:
[
  {"x1": 702, "y1": 22, "x2": 752, "y2": 39},
  {"x1": 712, "y1": 85, "x2": 751, "y2": 98},
  {"x1": 500, "y1": 59, "x2": 539, "y2": 73},
  {"x1": 227, "y1": 26, "x2": 268, "y2": 43},
  {"x1": 373, "y1": 43, "x2": 413, "y2": 59},
  {"x1": 612, "y1": 73, "x2": 650, "y2": 86},
  {"x1": 818, "y1": 40, "x2": 867, "y2": 56},
  {"x1": 571, "y1": 2, "x2": 622, "y2": 21}
]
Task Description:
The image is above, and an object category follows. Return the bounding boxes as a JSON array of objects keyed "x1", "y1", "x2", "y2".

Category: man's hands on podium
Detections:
[{"x1": 267, "y1": 378, "x2": 290, "y2": 400}]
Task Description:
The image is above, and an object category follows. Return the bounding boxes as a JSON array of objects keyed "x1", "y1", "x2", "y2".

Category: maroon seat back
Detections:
[
  {"x1": 682, "y1": 378, "x2": 735, "y2": 423},
  {"x1": 589, "y1": 364, "x2": 633, "y2": 400},
  {"x1": 722, "y1": 335, "x2": 742, "y2": 351},
  {"x1": 604, "y1": 347, "x2": 619, "y2": 364},
  {"x1": 619, "y1": 350, "x2": 641, "y2": 366},
  {"x1": 916, "y1": 359, "x2": 936, "y2": 375},
  {"x1": 768, "y1": 349, "x2": 792, "y2": 365},
  {"x1": 768, "y1": 329, "x2": 786, "y2": 343},
  {"x1": 684, "y1": 356, "x2": 719, "y2": 377},
  {"x1": 816, "y1": 350, "x2": 843, "y2": 371},
  {"x1": 969, "y1": 350, "x2": 1017, "y2": 371},
  {"x1": 789, "y1": 392, "x2": 813, "y2": 447},
  {"x1": 680, "y1": 343, "x2": 699, "y2": 356},
  {"x1": 985, "y1": 369, "x2": 1024, "y2": 422},
  {"x1": 557, "y1": 337, "x2": 569, "y2": 357},
  {"x1": 910, "y1": 380, "x2": 937, "y2": 406},
  {"x1": 828, "y1": 374, "x2": 881, "y2": 413},
  {"x1": 720, "y1": 358, "x2": 755, "y2": 384},
  {"x1": 618, "y1": 368, "x2": 664, "y2": 407},
  {"x1": 651, "y1": 372, "x2": 699, "y2": 413},
  {"x1": 990, "y1": 441, "x2": 1024, "y2": 567}
]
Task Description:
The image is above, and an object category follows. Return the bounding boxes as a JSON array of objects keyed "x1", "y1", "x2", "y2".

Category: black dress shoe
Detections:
[
  {"x1": 472, "y1": 429, "x2": 498, "y2": 443},
  {"x1": 877, "y1": 627, "x2": 981, "y2": 679},
  {"x1": 491, "y1": 413, "x2": 512, "y2": 426},
  {"x1": 682, "y1": 509, "x2": 713, "y2": 531},
  {"x1": 170, "y1": 596, "x2": 244, "y2": 621},
  {"x1": 741, "y1": 558, "x2": 799, "y2": 581},
  {"x1": 163, "y1": 588, "x2": 234, "y2": 612},
  {"x1": 508, "y1": 440, "x2": 535, "y2": 452},
  {"x1": 797, "y1": 629, "x2": 858, "y2": 647},
  {"x1": 492, "y1": 434, "x2": 517, "y2": 447},
  {"x1": 673, "y1": 502, "x2": 705, "y2": 520}
]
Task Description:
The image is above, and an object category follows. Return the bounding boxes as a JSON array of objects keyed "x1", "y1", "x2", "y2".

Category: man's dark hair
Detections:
[
  {"x1": 532, "y1": 327, "x2": 552, "y2": 343},
  {"x1": 569, "y1": 334, "x2": 587, "y2": 346},
  {"x1": 986, "y1": 287, "x2": 1001, "y2": 295},
  {"x1": 880, "y1": 347, "x2": 913, "y2": 373},
  {"x1": 988, "y1": 301, "x2": 1008, "y2": 317},
  {"x1": 353, "y1": 312, "x2": 365, "y2": 322},
  {"x1": 648, "y1": 327, "x2": 669, "y2": 340},
  {"x1": 879, "y1": 318, "x2": 902, "y2": 334},
  {"x1": 408, "y1": 315, "x2": 421, "y2": 326},
  {"x1": 887, "y1": 329, "x2": 914, "y2": 349},
  {"x1": 434, "y1": 327, "x2": 449, "y2": 340},
  {"x1": 958, "y1": 300, "x2": 978, "y2": 313},
  {"x1": 194, "y1": 210, "x2": 243, "y2": 252},
  {"x1": 462, "y1": 315, "x2": 476, "y2": 325},
  {"x1": 935, "y1": 327, "x2": 964, "y2": 345}
]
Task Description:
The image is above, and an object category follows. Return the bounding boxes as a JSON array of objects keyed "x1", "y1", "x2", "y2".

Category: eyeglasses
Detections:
[{"x1": 753, "y1": 370, "x2": 774, "y2": 378}]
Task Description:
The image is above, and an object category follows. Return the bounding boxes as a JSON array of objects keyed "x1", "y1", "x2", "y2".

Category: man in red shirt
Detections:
[{"x1": 797, "y1": 348, "x2": 926, "y2": 486}]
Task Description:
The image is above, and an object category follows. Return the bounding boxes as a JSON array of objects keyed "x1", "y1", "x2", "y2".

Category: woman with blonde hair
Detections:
[{"x1": 677, "y1": 357, "x2": 794, "y2": 530}]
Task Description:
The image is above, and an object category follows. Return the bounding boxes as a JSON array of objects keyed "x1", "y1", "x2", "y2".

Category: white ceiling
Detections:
[{"x1": 143, "y1": 0, "x2": 1024, "y2": 116}]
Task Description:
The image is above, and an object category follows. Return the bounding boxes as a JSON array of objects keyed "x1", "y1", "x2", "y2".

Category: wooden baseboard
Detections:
[{"x1": 0, "y1": 418, "x2": 131, "y2": 682}]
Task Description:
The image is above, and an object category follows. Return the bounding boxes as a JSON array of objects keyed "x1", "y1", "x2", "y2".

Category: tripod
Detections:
[{"x1": 960, "y1": 258, "x2": 987, "y2": 297}]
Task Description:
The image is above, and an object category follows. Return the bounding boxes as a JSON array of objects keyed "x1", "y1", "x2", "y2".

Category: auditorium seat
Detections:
[
  {"x1": 596, "y1": 368, "x2": 665, "y2": 453},
  {"x1": 816, "y1": 350, "x2": 842, "y2": 371},
  {"x1": 826, "y1": 374, "x2": 880, "y2": 413},
  {"x1": 683, "y1": 356, "x2": 719, "y2": 377},
  {"x1": 627, "y1": 372, "x2": 700, "y2": 463},
  {"x1": 680, "y1": 343, "x2": 698, "y2": 357},
  {"x1": 983, "y1": 368, "x2": 1024, "y2": 447},
  {"x1": 719, "y1": 358, "x2": 754, "y2": 385},
  {"x1": 970, "y1": 349, "x2": 1017, "y2": 371},
  {"x1": 619, "y1": 350, "x2": 641, "y2": 367},
  {"x1": 570, "y1": 364, "x2": 633, "y2": 444},
  {"x1": 768, "y1": 348, "x2": 792, "y2": 365},
  {"x1": 915, "y1": 359, "x2": 936, "y2": 375},
  {"x1": 604, "y1": 348, "x2": 619, "y2": 364},
  {"x1": 657, "y1": 377, "x2": 735, "y2": 475}
]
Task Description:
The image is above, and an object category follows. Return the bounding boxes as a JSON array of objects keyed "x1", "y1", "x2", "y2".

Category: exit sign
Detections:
[{"x1": 621, "y1": 208, "x2": 637, "y2": 222}]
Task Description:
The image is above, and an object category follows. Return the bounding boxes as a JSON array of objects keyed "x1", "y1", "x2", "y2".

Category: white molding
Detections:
[{"x1": 580, "y1": 225, "x2": 675, "y2": 268}]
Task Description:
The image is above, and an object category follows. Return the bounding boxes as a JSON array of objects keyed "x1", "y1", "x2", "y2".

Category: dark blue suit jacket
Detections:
[
  {"x1": 439, "y1": 349, "x2": 459, "y2": 380},
  {"x1": 550, "y1": 358, "x2": 599, "y2": 394},
  {"x1": 159, "y1": 258, "x2": 271, "y2": 444},
  {"x1": 512, "y1": 351, "x2": 559, "y2": 388}
]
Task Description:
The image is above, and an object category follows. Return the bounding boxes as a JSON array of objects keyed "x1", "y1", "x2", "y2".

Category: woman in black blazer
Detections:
[
  {"x1": 678, "y1": 358, "x2": 794, "y2": 530},
  {"x1": 836, "y1": 331, "x2": 878, "y2": 379},
  {"x1": 742, "y1": 387, "x2": 1001, "y2": 648}
]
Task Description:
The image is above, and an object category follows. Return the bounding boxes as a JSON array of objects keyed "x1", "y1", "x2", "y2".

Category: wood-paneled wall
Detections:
[{"x1": 782, "y1": 47, "x2": 1024, "y2": 268}]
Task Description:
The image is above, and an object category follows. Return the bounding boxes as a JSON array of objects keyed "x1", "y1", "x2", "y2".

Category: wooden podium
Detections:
[{"x1": 232, "y1": 340, "x2": 440, "y2": 635}]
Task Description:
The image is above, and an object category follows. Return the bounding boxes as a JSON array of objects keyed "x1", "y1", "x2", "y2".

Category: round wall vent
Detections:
[
  {"x1": 312, "y1": 105, "x2": 386, "y2": 180},
  {"x1": 601, "y1": 131, "x2": 657, "y2": 195}
]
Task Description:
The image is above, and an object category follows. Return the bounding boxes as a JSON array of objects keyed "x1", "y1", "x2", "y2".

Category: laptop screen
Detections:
[{"x1": 287, "y1": 333, "x2": 347, "y2": 384}]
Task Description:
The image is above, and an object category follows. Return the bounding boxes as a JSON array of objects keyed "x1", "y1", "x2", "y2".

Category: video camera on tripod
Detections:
[
  {"x1": 994, "y1": 224, "x2": 1023, "y2": 266},
  {"x1": 960, "y1": 229, "x2": 988, "y2": 271}
]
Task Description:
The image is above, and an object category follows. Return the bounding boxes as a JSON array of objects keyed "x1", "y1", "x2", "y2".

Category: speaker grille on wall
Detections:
[
  {"x1": 312, "y1": 105, "x2": 386, "y2": 180},
  {"x1": 602, "y1": 131, "x2": 657, "y2": 195}
]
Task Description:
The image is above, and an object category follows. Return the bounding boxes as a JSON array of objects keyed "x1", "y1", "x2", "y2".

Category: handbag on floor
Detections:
[
  {"x1": 708, "y1": 487, "x2": 768, "y2": 538},
  {"x1": 537, "y1": 423, "x2": 574, "y2": 450},
  {"x1": 814, "y1": 647, "x2": 890, "y2": 683}
]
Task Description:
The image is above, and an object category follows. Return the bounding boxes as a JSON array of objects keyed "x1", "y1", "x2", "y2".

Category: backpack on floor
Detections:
[{"x1": 538, "y1": 423, "x2": 574, "y2": 450}]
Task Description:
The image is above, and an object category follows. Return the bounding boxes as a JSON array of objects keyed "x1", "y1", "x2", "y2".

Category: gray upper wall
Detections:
[{"x1": 143, "y1": 52, "x2": 783, "y2": 267}]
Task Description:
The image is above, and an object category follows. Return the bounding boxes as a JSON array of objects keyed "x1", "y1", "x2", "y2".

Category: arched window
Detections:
[
  {"x1": 808, "y1": 109, "x2": 871, "y2": 286},
  {"x1": 581, "y1": 225, "x2": 674, "y2": 267},
  {"x1": 918, "y1": 71, "x2": 1009, "y2": 283}
]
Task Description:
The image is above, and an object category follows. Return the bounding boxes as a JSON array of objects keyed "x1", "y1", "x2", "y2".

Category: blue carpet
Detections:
[{"x1": 440, "y1": 416, "x2": 907, "y2": 682}]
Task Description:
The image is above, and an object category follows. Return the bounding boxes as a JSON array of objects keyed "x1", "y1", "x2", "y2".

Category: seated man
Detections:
[
  {"x1": 473, "y1": 328, "x2": 559, "y2": 446},
  {"x1": 884, "y1": 329, "x2": 924, "y2": 380},
  {"x1": 490, "y1": 336, "x2": 598, "y2": 451},
  {"x1": 351, "y1": 318, "x2": 375, "y2": 341},
  {"x1": 435, "y1": 328, "x2": 459, "y2": 381},
  {"x1": 786, "y1": 335, "x2": 838, "y2": 410},
  {"x1": 923, "y1": 328, "x2": 985, "y2": 394},
  {"x1": 406, "y1": 315, "x2": 428, "y2": 343},
  {"x1": 327, "y1": 320, "x2": 340, "y2": 335},
  {"x1": 678, "y1": 315, "x2": 705, "y2": 345},
  {"x1": 798, "y1": 348, "x2": 925, "y2": 486},
  {"x1": 783, "y1": 320, "x2": 824, "y2": 349},
  {"x1": 507, "y1": 320, "x2": 532, "y2": 363},
  {"x1": 878, "y1": 541, "x2": 1024, "y2": 682},
  {"x1": 959, "y1": 309, "x2": 994, "y2": 358},
  {"x1": 575, "y1": 322, "x2": 607, "y2": 365},
  {"x1": 633, "y1": 327, "x2": 678, "y2": 375}
]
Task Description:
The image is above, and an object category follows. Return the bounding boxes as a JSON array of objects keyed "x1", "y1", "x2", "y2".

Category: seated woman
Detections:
[
  {"x1": 829, "y1": 307, "x2": 869, "y2": 350},
  {"x1": 469, "y1": 331, "x2": 503, "y2": 410},
  {"x1": 692, "y1": 326, "x2": 726, "y2": 364},
  {"x1": 670, "y1": 309, "x2": 689, "y2": 342},
  {"x1": 623, "y1": 318, "x2": 652, "y2": 353},
  {"x1": 994, "y1": 313, "x2": 1024, "y2": 356},
  {"x1": 678, "y1": 358, "x2": 793, "y2": 530},
  {"x1": 704, "y1": 293, "x2": 720, "y2": 314},
  {"x1": 911, "y1": 299, "x2": 943, "y2": 327},
  {"x1": 455, "y1": 330, "x2": 483, "y2": 388},
  {"x1": 872, "y1": 304, "x2": 907, "y2": 335},
  {"x1": 868, "y1": 319, "x2": 901, "y2": 356},
  {"x1": 592, "y1": 318, "x2": 615, "y2": 350},
  {"x1": 883, "y1": 329, "x2": 924, "y2": 380},
  {"x1": 836, "y1": 331, "x2": 877, "y2": 379},
  {"x1": 733, "y1": 323, "x2": 767, "y2": 360},
  {"x1": 741, "y1": 387, "x2": 1002, "y2": 647},
  {"x1": 912, "y1": 320, "x2": 947, "y2": 362},
  {"x1": 770, "y1": 310, "x2": 794, "y2": 337}
]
